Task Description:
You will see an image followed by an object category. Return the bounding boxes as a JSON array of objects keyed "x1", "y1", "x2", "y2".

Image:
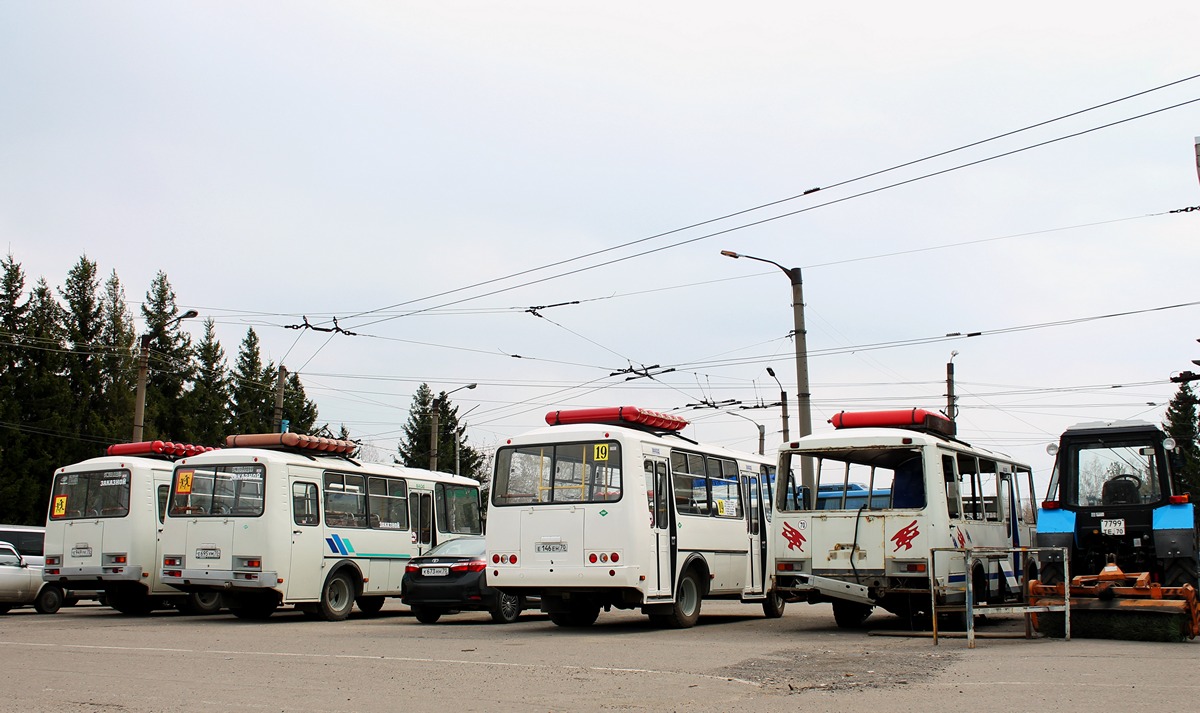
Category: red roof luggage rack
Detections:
[
  {"x1": 224, "y1": 433, "x2": 358, "y2": 454},
  {"x1": 545, "y1": 406, "x2": 689, "y2": 433},
  {"x1": 106, "y1": 441, "x2": 217, "y2": 459},
  {"x1": 829, "y1": 408, "x2": 956, "y2": 437}
]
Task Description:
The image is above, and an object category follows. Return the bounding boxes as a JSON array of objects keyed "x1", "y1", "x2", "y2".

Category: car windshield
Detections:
[{"x1": 423, "y1": 537, "x2": 485, "y2": 557}]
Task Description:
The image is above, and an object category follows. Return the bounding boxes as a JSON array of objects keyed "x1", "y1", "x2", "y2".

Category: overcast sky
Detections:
[{"x1": 2, "y1": 2, "x2": 1198, "y2": 482}]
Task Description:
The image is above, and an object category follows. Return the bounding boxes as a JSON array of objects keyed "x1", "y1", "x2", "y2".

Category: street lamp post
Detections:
[
  {"x1": 721, "y1": 250, "x2": 812, "y2": 481},
  {"x1": 725, "y1": 409, "x2": 766, "y2": 455},
  {"x1": 766, "y1": 367, "x2": 790, "y2": 442},
  {"x1": 132, "y1": 309, "x2": 198, "y2": 442},
  {"x1": 430, "y1": 383, "x2": 477, "y2": 472}
]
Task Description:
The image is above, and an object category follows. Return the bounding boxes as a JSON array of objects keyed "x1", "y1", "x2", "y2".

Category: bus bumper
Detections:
[
  {"x1": 162, "y1": 569, "x2": 279, "y2": 590},
  {"x1": 44, "y1": 565, "x2": 144, "y2": 583}
]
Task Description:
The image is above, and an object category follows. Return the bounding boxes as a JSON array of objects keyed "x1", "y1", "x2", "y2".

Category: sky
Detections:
[{"x1": 1, "y1": 2, "x2": 1199, "y2": 485}]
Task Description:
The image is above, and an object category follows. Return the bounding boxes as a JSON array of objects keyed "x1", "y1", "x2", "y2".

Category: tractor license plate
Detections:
[{"x1": 1101, "y1": 518, "x2": 1125, "y2": 536}]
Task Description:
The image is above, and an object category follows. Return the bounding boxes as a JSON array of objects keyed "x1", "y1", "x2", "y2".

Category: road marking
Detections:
[{"x1": 0, "y1": 640, "x2": 759, "y2": 687}]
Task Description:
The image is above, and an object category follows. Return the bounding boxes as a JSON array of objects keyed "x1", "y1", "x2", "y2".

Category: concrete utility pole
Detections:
[
  {"x1": 272, "y1": 365, "x2": 288, "y2": 433},
  {"x1": 767, "y1": 367, "x2": 790, "y2": 442},
  {"x1": 429, "y1": 383, "x2": 477, "y2": 472},
  {"x1": 946, "y1": 351, "x2": 959, "y2": 421}
]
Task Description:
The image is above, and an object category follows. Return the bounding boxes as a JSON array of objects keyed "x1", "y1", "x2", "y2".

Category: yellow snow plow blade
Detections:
[{"x1": 1028, "y1": 563, "x2": 1200, "y2": 642}]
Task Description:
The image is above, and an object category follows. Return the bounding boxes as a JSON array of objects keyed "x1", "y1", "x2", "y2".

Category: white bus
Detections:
[
  {"x1": 160, "y1": 433, "x2": 483, "y2": 620},
  {"x1": 771, "y1": 409, "x2": 1039, "y2": 628},
  {"x1": 43, "y1": 441, "x2": 224, "y2": 615},
  {"x1": 486, "y1": 406, "x2": 783, "y2": 629}
]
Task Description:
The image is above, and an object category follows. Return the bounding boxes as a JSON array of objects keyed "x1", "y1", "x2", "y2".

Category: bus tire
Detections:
[
  {"x1": 761, "y1": 590, "x2": 786, "y2": 619},
  {"x1": 490, "y1": 592, "x2": 522, "y2": 624},
  {"x1": 178, "y1": 591, "x2": 223, "y2": 616},
  {"x1": 832, "y1": 600, "x2": 873, "y2": 628},
  {"x1": 35, "y1": 585, "x2": 63, "y2": 614},
  {"x1": 656, "y1": 570, "x2": 702, "y2": 629},
  {"x1": 355, "y1": 595, "x2": 386, "y2": 616},
  {"x1": 318, "y1": 571, "x2": 356, "y2": 621},
  {"x1": 549, "y1": 603, "x2": 600, "y2": 628},
  {"x1": 411, "y1": 606, "x2": 442, "y2": 624}
]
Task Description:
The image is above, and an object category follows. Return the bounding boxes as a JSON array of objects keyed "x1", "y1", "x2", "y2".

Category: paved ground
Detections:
[{"x1": 1, "y1": 599, "x2": 1197, "y2": 711}]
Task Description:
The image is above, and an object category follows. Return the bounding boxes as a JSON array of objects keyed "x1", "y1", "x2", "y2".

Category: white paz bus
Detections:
[
  {"x1": 486, "y1": 406, "x2": 783, "y2": 629},
  {"x1": 43, "y1": 441, "x2": 224, "y2": 615},
  {"x1": 771, "y1": 409, "x2": 1038, "y2": 628},
  {"x1": 160, "y1": 433, "x2": 482, "y2": 620}
]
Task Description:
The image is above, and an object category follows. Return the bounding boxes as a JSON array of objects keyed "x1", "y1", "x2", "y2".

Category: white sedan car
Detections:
[{"x1": 0, "y1": 541, "x2": 63, "y2": 614}]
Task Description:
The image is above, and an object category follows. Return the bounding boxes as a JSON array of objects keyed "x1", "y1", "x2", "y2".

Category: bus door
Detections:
[
  {"x1": 742, "y1": 473, "x2": 769, "y2": 596},
  {"x1": 288, "y1": 479, "x2": 324, "y2": 599},
  {"x1": 643, "y1": 457, "x2": 673, "y2": 597},
  {"x1": 410, "y1": 491, "x2": 434, "y2": 553}
]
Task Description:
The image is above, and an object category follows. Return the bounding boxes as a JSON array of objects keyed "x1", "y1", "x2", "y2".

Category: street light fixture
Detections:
[
  {"x1": 132, "y1": 309, "x2": 199, "y2": 442},
  {"x1": 430, "y1": 383, "x2": 477, "y2": 472},
  {"x1": 725, "y1": 409, "x2": 766, "y2": 455},
  {"x1": 721, "y1": 250, "x2": 813, "y2": 482},
  {"x1": 766, "y1": 367, "x2": 790, "y2": 442}
]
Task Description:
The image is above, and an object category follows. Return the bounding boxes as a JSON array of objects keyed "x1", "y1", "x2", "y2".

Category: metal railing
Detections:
[{"x1": 929, "y1": 545, "x2": 1070, "y2": 647}]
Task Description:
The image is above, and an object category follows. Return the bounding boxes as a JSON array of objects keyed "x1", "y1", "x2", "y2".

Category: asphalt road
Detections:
[{"x1": 2, "y1": 599, "x2": 1197, "y2": 712}]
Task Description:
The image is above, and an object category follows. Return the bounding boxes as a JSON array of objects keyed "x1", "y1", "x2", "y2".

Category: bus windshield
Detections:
[
  {"x1": 437, "y1": 483, "x2": 482, "y2": 534},
  {"x1": 49, "y1": 469, "x2": 131, "y2": 520},
  {"x1": 170, "y1": 464, "x2": 265, "y2": 517},
  {"x1": 492, "y1": 442, "x2": 622, "y2": 506}
]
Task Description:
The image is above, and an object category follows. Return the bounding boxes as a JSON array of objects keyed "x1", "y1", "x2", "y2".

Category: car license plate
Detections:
[
  {"x1": 535, "y1": 542, "x2": 567, "y2": 553},
  {"x1": 1101, "y1": 518, "x2": 1125, "y2": 536},
  {"x1": 195, "y1": 548, "x2": 221, "y2": 559},
  {"x1": 71, "y1": 546, "x2": 92, "y2": 558},
  {"x1": 421, "y1": 567, "x2": 449, "y2": 577}
]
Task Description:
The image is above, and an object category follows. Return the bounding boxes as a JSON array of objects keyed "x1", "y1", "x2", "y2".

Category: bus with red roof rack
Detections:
[
  {"x1": 43, "y1": 440, "x2": 225, "y2": 615},
  {"x1": 485, "y1": 406, "x2": 782, "y2": 628}
]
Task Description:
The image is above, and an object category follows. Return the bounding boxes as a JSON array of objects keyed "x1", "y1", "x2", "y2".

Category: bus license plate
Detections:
[
  {"x1": 421, "y1": 567, "x2": 449, "y2": 577},
  {"x1": 195, "y1": 548, "x2": 221, "y2": 559},
  {"x1": 535, "y1": 542, "x2": 567, "y2": 553},
  {"x1": 71, "y1": 546, "x2": 92, "y2": 558},
  {"x1": 1101, "y1": 518, "x2": 1125, "y2": 536}
]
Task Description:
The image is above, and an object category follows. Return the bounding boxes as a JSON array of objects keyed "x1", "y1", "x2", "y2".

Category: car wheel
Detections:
[
  {"x1": 490, "y1": 592, "x2": 522, "y2": 624},
  {"x1": 411, "y1": 606, "x2": 442, "y2": 624},
  {"x1": 356, "y1": 595, "x2": 386, "y2": 616},
  {"x1": 35, "y1": 585, "x2": 64, "y2": 614}
]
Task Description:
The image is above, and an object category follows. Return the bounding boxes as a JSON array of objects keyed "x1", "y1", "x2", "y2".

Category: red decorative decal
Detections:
[
  {"x1": 782, "y1": 522, "x2": 807, "y2": 552},
  {"x1": 891, "y1": 520, "x2": 920, "y2": 552}
]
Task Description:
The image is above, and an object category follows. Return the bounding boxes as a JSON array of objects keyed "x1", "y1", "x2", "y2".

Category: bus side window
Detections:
[
  {"x1": 158, "y1": 485, "x2": 169, "y2": 524},
  {"x1": 293, "y1": 482, "x2": 319, "y2": 526},
  {"x1": 943, "y1": 454, "x2": 961, "y2": 518},
  {"x1": 891, "y1": 457, "x2": 925, "y2": 509}
]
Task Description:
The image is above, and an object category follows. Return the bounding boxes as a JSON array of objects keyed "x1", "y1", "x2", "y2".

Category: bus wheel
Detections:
[
  {"x1": 490, "y1": 592, "x2": 522, "y2": 624},
  {"x1": 832, "y1": 600, "x2": 873, "y2": 628},
  {"x1": 762, "y1": 590, "x2": 786, "y2": 619},
  {"x1": 178, "y1": 591, "x2": 223, "y2": 616},
  {"x1": 35, "y1": 585, "x2": 63, "y2": 614},
  {"x1": 318, "y1": 572, "x2": 356, "y2": 621},
  {"x1": 411, "y1": 606, "x2": 442, "y2": 624},
  {"x1": 549, "y1": 603, "x2": 600, "y2": 628},
  {"x1": 355, "y1": 595, "x2": 386, "y2": 616},
  {"x1": 654, "y1": 571, "x2": 702, "y2": 629}
]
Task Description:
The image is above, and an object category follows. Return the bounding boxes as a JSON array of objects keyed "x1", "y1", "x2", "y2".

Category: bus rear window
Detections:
[
  {"x1": 170, "y1": 464, "x2": 265, "y2": 517},
  {"x1": 779, "y1": 448, "x2": 925, "y2": 512},
  {"x1": 49, "y1": 470, "x2": 131, "y2": 520},
  {"x1": 493, "y1": 442, "x2": 622, "y2": 506},
  {"x1": 437, "y1": 484, "x2": 482, "y2": 534}
]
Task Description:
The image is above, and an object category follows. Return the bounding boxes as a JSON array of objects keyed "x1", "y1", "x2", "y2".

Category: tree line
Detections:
[{"x1": 0, "y1": 253, "x2": 322, "y2": 525}]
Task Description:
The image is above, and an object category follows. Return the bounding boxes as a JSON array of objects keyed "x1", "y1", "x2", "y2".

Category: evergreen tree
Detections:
[
  {"x1": 140, "y1": 272, "x2": 196, "y2": 441},
  {"x1": 59, "y1": 256, "x2": 105, "y2": 463},
  {"x1": 97, "y1": 270, "x2": 136, "y2": 442},
  {"x1": 185, "y1": 318, "x2": 232, "y2": 446},
  {"x1": 281, "y1": 369, "x2": 319, "y2": 434},
  {"x1": 230, "y1": 327, "x2": 272, "y2": 433},
  {"x1": 396, "y1": 383, "x2": 484, "y2": 478},
  {"x1": 1163, "y1": 382, "x2": 1200, "y2": 499},
  {"x1": 0, "y1": 255, "x2": 30, "y2": 522},
  {"x1": 13, "y1": 279, "x2": 72, "y2": 522}
]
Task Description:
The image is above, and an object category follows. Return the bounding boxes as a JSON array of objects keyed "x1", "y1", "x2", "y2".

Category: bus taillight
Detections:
[{"x1": 163, "y1": 556, "x2": 182, "y2": 567}]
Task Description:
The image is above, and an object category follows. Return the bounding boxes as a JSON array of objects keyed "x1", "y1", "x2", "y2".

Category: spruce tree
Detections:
[
  {"x1": 230, "y1": 327, "x2": 272, "y2": 433},
  {"x1": 97, "y1": 270, "x2": 136, "y2": 442},
  {"x1": 0, "y1": 255, "x2": 30, "y2": 522},
  {"x1": 186, "y1": 318, "x2": 232, "y2": 446},
  {"x1": 140, "y1": 272, "x2": 196, "y2": 441},
  {"x1": 59, "y1": 255, "x2": 105, "y2": 462},
  {"x1": 396, "y1": 383, "x2": 484, "y2": 477},
  {"x1": 1163, "y1": 382, "x2": 1200, "y2": 499}
]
